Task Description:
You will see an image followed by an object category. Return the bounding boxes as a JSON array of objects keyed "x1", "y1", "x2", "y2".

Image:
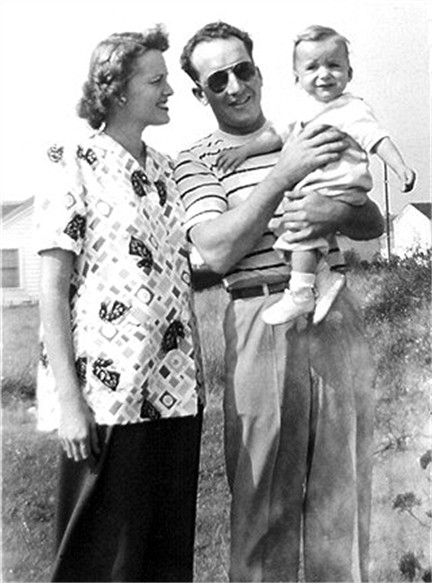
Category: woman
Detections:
[{"x1": 35, "y1": 25, "x2": 204, "y2": 582}]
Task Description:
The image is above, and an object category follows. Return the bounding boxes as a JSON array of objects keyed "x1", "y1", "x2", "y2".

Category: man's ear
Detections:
[
  {"x1": 256, "y1": 66, "x2": 263, "y2": 82},
  {"x1": 348, "y1": 67, "x2": 353, "y2": 81},
  {"x1": 192, "y1": 86, "x2": 208, "y2": 105}
]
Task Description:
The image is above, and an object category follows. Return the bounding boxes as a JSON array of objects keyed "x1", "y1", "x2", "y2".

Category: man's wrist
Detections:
[
  {"x1": 267, "y1": 166, "x2": 296, "y2": 195},
  {"x1": 335, "y1": 201, "x2": 353, "y2": 234}
]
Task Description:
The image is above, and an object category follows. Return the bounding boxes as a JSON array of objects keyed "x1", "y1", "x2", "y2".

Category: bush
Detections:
[
  {"x1": 350, "y1": 251, "x2": 432, "y2": 581},
  {"x1": 359, "y1": 249, "x2": 430, "y2": 323},
  {"x1": 392, "y1": 450, "x2": 432, "y2": 581}
]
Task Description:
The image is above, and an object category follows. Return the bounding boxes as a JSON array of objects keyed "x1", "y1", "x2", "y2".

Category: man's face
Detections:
[{"x1": 190, "y1": 37, "x2": 265, "y2": 135}]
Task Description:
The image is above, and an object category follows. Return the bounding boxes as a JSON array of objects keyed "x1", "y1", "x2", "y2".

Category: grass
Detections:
[
  {"x1": 2, "y1": 254, "x2": 431, "y2": 582},
  {"x1": 1, "y1": 304, "x2": 39, "y2": 405},
  {"x1": 2, "y1": 404, "x2": 58, "y2": 582}
]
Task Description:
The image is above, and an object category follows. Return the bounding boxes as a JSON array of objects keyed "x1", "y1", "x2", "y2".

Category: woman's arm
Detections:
[{"x1": 39, "y1": 248, "x2": 100, "y2": 461}]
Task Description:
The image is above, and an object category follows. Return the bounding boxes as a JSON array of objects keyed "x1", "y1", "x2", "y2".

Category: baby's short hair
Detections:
[{"x1": 293, "y1": 24, "x2": 350, "y2": 69}]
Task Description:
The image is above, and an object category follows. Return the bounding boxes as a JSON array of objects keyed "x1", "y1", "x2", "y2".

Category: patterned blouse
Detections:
[{"x1": 35, "y1": 132, "x2": 203, "y2": 431}]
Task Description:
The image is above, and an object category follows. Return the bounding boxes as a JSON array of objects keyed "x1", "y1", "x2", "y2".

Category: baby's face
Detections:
[{"x1": 294, "y1": 37, "x2": 352, "y2": 103}]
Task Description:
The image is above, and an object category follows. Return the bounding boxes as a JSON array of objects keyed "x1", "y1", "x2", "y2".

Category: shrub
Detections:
[
  {"x1": 393, "y1": 451, "x2": 432, "y2": 581},
  {"x1": 361, "y1": 249, "x2": 431, "y2": 323},
  {"x1": 346, "y1": 250, "x2": 431, "y2": 452}
]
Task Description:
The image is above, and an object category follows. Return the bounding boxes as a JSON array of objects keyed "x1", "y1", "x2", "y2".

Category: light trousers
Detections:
[{"x1": 223, "y1": 288, "x2": 374, "y2": 582}]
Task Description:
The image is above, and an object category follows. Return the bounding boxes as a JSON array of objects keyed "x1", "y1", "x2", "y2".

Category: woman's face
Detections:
[{"x1": 123, "y1": 49, "x2": 174, "y2": 127}]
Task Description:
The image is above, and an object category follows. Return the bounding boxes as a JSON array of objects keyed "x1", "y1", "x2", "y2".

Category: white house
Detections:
[
  {"x1": 391, "y1": 202, "x2": 431, "y2": 257},
  {"x1": 1, "y1": 197, "x2": 40, "y2": 305}
]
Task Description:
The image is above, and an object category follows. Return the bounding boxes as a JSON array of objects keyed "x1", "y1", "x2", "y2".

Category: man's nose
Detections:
[{"x1": 226, "y1": 70, "x2": 242, "y2": 93}]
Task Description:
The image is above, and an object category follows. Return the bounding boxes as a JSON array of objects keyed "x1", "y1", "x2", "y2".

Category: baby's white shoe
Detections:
[
  {"x1": 313, "y1": 267, "x2": 346, "y2": 325},
  {"x1": 262, "y1": 289, "x2": 315, "y2": 326}
]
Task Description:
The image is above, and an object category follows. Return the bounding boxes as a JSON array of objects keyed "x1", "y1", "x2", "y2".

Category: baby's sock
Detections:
[{"x1": 289, "y1": 271, "x2": 316, "y2": 300}]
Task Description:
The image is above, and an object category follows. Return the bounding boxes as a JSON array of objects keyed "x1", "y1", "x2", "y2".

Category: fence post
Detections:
[{"x1": 383, "y1": 162, "x2": 392, "y2": 260}]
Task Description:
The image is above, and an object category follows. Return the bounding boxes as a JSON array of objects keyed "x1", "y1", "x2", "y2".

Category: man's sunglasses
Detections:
[{"x1": 203, "y1": 61, "x2": 257, "y2": 94}]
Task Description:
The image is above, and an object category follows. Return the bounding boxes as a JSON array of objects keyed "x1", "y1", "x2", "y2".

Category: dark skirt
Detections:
[{"x1": 51, "y1": 412, "x2": 203, "y2": 582}]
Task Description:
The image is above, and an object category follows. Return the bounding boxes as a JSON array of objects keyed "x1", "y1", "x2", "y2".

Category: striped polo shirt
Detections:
[{"x1": 174, "y1": 122, "x2": 291, "y2": 290}]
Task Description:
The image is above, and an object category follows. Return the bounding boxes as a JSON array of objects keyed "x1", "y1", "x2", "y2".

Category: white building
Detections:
[
  {"x1": 391, "y1": 202, "x2": 431, "y2": 257},
  {"x1": 1, "y1": 197, "x2": 40, "y2": 305}
]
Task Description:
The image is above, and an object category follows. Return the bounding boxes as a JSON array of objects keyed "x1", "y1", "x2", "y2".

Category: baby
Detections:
[{"x1": 217, "y1": 25, "x2": 416, "y2": 326}]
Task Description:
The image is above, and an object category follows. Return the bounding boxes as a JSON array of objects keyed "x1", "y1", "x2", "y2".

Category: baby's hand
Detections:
[
  {"x1": 400, "y1": 168, "x2": 416, "y2": 193},
  {"x1": 216, "y1": 147, "x2": 248, "y2": 172}
]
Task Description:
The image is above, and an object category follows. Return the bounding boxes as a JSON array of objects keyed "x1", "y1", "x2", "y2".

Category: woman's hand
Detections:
[
  {"x1": 58, "y1": 393, "x2": 100, "y2": 462},
  {"x1": 40, "y1": 248, "x2": 101, "y2": 463}
]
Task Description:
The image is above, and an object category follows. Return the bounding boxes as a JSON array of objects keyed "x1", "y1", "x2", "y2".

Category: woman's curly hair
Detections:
[{"x1": 77, "y1": 25, "x2": 169, "y2": 129}]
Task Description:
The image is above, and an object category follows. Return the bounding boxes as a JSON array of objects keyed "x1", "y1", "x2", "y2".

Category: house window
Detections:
[{"x1": 1, "y1": 249, "x2": 20, "y2": 288}]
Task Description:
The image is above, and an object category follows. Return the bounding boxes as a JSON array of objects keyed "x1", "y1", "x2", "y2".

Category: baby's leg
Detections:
[
  {"x1": 262, "y1": 249, "x2": 345, "y2": 326},
  {"x1": 291, "y1": 249, "x2": 319, "y2": 275},
  {"x1": 262, "y1": 250, "x2": 317, "y2": 326},
  {"x1": 290, "y1": 249, "x2": 318, "y2": 298}
]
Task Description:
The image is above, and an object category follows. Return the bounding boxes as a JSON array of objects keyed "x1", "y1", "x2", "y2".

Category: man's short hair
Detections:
[{"x1": 180, "y1": 21, "x2": 254, "y2": 83}]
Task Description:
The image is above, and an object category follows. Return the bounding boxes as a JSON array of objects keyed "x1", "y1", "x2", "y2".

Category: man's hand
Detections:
[
  {"x1": 273, "y1": 191, "x2": 384, "y2": 243},
  {"x1": 179, "y1": 124, "x2": 349, "y2": 275},
  {"x1": 273, "y1": 124, "x2": 348, "y2": 191}
]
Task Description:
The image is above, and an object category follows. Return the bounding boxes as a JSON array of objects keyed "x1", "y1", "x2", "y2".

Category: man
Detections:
[{"x1": 174, "y1": 21, "x2": 383, "y2": 583}]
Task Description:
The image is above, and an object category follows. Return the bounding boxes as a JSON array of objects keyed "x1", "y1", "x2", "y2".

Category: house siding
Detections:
[{"x1": 2, "y1": 204, "x2": 40, "y2": 305}]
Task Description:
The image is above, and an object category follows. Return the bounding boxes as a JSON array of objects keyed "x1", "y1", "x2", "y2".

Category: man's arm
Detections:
[
  {"x1": 184, "y1": 125, "x2": 348, "y2": 274},
  {"x1": 274, "y1": 191, "x2": 385, "y2": 243}
]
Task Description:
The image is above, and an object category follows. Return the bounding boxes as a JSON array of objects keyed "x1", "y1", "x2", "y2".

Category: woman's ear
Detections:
[{"x1": 192, "y1": 86, "x2": 208, "y2": 105}]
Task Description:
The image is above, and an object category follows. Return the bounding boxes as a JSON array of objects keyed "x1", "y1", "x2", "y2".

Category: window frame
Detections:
[{"x1": 1, "y1": 248, "x2": 21, "y2": 289}]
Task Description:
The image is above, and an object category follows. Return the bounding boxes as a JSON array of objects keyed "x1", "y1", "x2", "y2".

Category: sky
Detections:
[{"x1": 0, "y1": 0, "x2": 430, "y2": 216}]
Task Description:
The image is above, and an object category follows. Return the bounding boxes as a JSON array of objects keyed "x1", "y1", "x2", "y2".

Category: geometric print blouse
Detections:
[{"x1": 35, "y1": 132, "x2": 203, "y2": 431}]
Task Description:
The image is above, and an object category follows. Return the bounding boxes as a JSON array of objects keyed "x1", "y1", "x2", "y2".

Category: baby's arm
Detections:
[
  {"x1": 217, "y1": 126, "x2": 283, "y2": 172},
  {"x1": 373, "y1": 137, "x2": 416, "y2": 192}
]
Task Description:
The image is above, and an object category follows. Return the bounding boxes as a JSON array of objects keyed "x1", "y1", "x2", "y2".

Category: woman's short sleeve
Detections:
[{"x1": 34, "y1": 143, "x2": 87, "y2": 256}]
